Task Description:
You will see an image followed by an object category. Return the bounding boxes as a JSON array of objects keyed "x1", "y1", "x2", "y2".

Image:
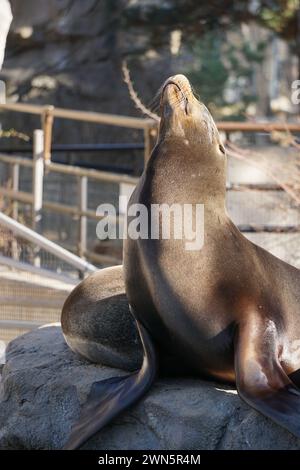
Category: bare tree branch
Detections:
[{"x1": 122, "y1": 60, "x2": 159, "y2": 122}]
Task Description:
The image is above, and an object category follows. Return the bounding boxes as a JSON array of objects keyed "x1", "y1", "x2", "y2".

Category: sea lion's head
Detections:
[{"x1": 158, "y1": 74, "x2": 226, "y2": 161}]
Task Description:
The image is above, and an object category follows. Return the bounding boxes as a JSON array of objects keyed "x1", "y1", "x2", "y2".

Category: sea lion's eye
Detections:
[{"x1": 219, "y1": 144, "x2": 226, "y2": 155}]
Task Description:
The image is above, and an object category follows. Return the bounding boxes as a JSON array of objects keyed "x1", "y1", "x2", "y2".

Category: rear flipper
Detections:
[
  {"x1": 235, "y1": 316, "x2": 300, "y2": 437},
  {"x1": 63, "y1": 316, "x2": 157, "y2": 449}
]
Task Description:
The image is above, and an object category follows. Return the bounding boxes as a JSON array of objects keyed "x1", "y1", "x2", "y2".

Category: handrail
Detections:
[
  {"x1": 0, "y1": 154, "x2": 139, "y2": 185},
  {"x1": 0, "y1": 102, "x2": 155, "y2": 130},
  {"x1": 0, "y1": 320, "x2": 45, "y2": 329},
  {"x1": 0, "y1": 102, "x2": 299, "y2": 132},
  {"x1": 0, "y1": 154, "x2": 139, "y2": 184},
  {"x1": 0, "y1": 212, "x2": 97, "y2": 274},
  {"x1": 48, "y1": 161, "x2": 138, "y2": 184},
  {"x1": 0, "y1": 153, "x2": 33, "y2": 167},
  {"x1": 217, "y1": 121, "x2": 300, "y2": 132},
  {"x1": 0, "y1": 188, "x2": 33, "y2": 204},
  {"x1": 0, "y1": 254, "x2": 78, "y2": 285}
]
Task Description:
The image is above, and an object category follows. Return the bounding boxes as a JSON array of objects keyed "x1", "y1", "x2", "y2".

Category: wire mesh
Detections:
[{"x1": 0, "y1": 226, "x2": 75, "y2": 347}]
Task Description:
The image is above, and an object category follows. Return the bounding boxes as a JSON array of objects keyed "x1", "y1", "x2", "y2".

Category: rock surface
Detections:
[{"x1": 0, "y1": 325, "x2": 300, "y2": 450}]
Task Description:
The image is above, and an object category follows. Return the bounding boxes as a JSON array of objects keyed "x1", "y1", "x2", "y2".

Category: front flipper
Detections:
[
  {"x1": 235, "y1": 316, "x2": 300, "y2": 438},
  {"x1": 63, "y1": 318, "x2": 157, "y2": 449}
]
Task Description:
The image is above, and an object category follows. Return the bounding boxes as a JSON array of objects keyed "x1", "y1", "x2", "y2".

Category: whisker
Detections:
[
  {"x1": 149, "y1": 103, "x2": 161, "y2": 114},
  {"x1": 164, "y1": 94, "x2": 188, "y2": 108},
  {"x1": 191, "y1": 85, "x2": 200, "y2": 101},
  {"x1": 149, "y1": 93, "x2": 189, "y2": 114},
  {"x1": 148, "y1": 85, "x2": 165, "y2": 109}
]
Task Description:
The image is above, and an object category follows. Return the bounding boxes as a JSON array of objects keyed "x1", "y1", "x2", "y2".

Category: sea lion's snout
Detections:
[
  {"x1": 161, "y1": 74, "x2": 193, "y2": 114},
  {"x1": 158, "y1": 74, "x2": 223, "y2": 155},
  {"x1": 164, "y1": 74, "x2": 192, "y2": 95}
]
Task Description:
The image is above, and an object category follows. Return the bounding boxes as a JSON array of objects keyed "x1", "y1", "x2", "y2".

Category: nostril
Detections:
[{"x1": 185, "y1": 98, "x2": 189, "y2": 115}]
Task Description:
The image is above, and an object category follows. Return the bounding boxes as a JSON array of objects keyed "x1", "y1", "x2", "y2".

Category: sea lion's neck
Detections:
[{"x1": 146, "y1": 141, "x2": 227, "y2": 213}]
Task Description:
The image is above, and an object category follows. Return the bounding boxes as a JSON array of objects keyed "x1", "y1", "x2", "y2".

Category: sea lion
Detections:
[{"x1": 63, "y1": 74, "x2": 300, "y2": 449}]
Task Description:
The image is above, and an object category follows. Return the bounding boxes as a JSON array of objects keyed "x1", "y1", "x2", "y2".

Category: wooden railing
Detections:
[
  {"x1": 0, "y1": 102, "x2": 157, "y2": 164},
  {"x1": 1, "y1": 101, "x2": 300, "y2": 162}
]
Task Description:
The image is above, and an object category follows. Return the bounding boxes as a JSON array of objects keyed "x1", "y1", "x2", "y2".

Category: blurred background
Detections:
[
  {"x1": 0, "y1": 0, "x2": 299, "y2": 347},
  {"x1": 1, "y1": 1, "x2": 299, "y2": 127}
]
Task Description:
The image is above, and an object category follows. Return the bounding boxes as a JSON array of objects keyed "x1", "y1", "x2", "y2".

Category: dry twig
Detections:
[{"x1": 122, "y1": 60, "x2": 159, "y2": 121}]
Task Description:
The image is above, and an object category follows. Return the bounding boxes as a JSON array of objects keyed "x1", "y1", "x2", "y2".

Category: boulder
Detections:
[{"x1": 0, "y1": 324, "x2": 300, "y2": 450}]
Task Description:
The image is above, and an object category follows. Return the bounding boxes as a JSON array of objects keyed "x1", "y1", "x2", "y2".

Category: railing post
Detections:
[
  {"x1": 32, "y1": 129, "x2": 44, "y2": 266},
  {"x1": 42, "y1": 106, "x2": 54, "y2": 165},
  {"x1": 11, "y1": 163, "x2": 19, "y2": 220},
  {"x1": 32, "y1": 130, "x2": 44, "y2": 232},
  {"x1": 11, "y1": 162, "x2": 19, "y2": 260},
  {"x1": 78, "y1": 175, "x2": 88, "y2": 262}
]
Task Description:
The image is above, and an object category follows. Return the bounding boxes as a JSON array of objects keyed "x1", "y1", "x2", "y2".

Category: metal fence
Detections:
[{"x1": 0, "y1": 140, "x2": 138, "y2": 266}]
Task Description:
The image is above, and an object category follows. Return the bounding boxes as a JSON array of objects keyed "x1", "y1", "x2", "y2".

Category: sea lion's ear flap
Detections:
[
  {"x1": 235, "y1": 318, "x2": 300, "y2": 438},
  {"x1": 63, "y1": 318, "x2": 157, "y2": 449}
]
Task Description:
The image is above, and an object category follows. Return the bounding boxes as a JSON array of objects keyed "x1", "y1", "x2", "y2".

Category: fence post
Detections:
[
  {"x1": 78, "y1": 175, "x2": 88, "y2": 262},
  {"x1": 42, "y1": 106, "x2": 54, "y2": 165},
  {"x1": 11, "y1": 163, "x2": 19, "y2": 220},
  {"x1": 32, "y1": 129, "x2": 44, "y2": 266},
  {"x1": 11, "y1": 163, "x2": 19, "y2": 260}
]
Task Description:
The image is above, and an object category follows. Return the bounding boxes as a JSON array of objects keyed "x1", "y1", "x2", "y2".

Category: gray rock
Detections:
[{"x1": 0, "y1": 325, "x2": 300, "y2": 450}]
